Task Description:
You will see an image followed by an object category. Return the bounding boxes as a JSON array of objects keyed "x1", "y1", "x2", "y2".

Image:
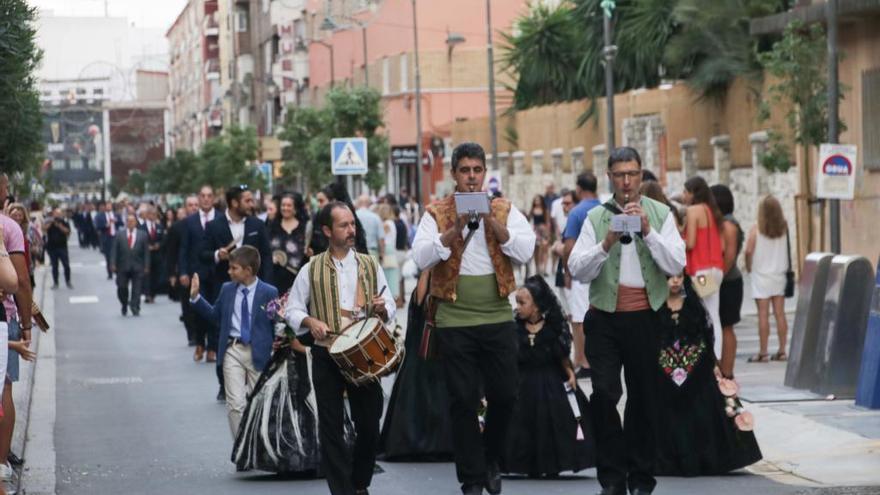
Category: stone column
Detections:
[
  {"x1": 749, "y1": 131, "x2": 770, "y2": 196},
  {"x1": 531, "y1": 150, "x2": 545, "y2": 199},
  {"x1": 592, "y1": 144, "x2": 608, "y2": 195},
  {"x1": 497, "y1": 151, "x2": 510, "y2": 196},
  {"x1": 512, "y1": 150, "x2": 526, "y2": 208},
  {"x1": 680, "y1": 138, "x2": 699, "y2": 179},
  {"x1": 644, "y1": 116, "x2": 665, "y2": 178},
  {"x1": 570, "y1": 146, "x2": 585, "y2": 173},
  {"x1": 711, "y1": 134, "x2": 731, "y2": 186},
  {"x1": 551, "y1": 148, "x2": 564, "y2": 187}
]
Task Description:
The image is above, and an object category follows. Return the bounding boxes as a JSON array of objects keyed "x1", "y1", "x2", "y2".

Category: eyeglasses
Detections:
[{"x1": 610, "y1": 171, "x2": 641, "y2": 180}]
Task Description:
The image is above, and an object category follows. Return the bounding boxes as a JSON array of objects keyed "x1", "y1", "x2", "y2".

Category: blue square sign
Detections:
[{"x1": 331, "y1": 137, "x2": 368, "y2": 175}]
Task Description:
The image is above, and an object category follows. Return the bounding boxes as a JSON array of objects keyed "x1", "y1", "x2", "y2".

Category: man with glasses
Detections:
[
  {"x1": 413, "y1": 142, "x2": 535, "y2": 495},
  {"x1": 568, "y1": 147, "x2": 685, "y2": 495}
]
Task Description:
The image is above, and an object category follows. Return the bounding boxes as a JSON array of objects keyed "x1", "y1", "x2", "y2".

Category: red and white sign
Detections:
[{"x1": 817, "y1": 144, "x2": 857, "y2": 200}]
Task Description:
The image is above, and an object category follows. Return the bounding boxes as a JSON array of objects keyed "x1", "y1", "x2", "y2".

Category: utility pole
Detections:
[
  {"x1": 412, "y1": 0, "x2": 423, "y2": 205},
  {"x1": 602, "y1": 1, "x2": 617, "y2": 150},
  {"x1": 827, "y1": 0, "x2": 841, "y2": 254},
  {"x1": 362, "y1": 26, "x2": 369, "y2": 87},
  {"x1": 486, "y1": 0, "x2": 499, "y2": 170}
]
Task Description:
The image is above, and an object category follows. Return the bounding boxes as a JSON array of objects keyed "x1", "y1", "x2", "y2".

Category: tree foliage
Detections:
[
  {"x1": 0, "y1": 0, "x2": 44, "y2": 174},
  {"x1": 279, "y1": 86, "x2": 389, "y2": 193},
  {"x1": 143, "y1": 126, "x2": 265, "y2": 194}
]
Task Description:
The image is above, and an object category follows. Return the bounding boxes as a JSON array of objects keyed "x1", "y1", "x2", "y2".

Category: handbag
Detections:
[
  {"x1": 691, "y1": 272, "x2": 720, "y2": 298},
  {"x1": 784, "y1": 228, "x2": 795, "y2": 298}
]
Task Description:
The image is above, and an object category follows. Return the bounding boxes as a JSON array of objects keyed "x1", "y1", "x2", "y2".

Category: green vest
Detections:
[
  {"x1": 587, "y1": 197, "x2": 671, "y2": 312},
  {"x1": 308, "y1": 251, "x2": 378, "y2": 334}
]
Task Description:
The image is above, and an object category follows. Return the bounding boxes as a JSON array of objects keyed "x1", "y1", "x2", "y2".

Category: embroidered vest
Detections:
[
  {"x1": 307, "y1": 250, "x2": 378, "y2": 334},
  {"x1": 587, "y1": 196, "x2": 671, "y2": 312},
  {"x1": 426, "y1": 195, "x2": 517, "y2": 302}
]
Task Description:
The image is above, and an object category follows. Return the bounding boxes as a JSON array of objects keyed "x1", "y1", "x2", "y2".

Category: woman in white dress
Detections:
[
  {"x1": 377, "y1": 204, "x2": 400, "y2": 300},
  {"x1": 744, "y1": 195, "x2": 789, "y2": 362}
]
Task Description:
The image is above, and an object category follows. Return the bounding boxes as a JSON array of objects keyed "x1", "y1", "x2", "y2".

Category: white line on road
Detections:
[
  {"x1": 69, "y1": 295, "x2": 99, "y2": 304},
  {"x1": 81, "y1": 377, "x2": 144, "y2": 385}
]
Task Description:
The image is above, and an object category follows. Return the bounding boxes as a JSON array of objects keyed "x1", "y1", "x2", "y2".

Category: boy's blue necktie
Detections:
[{"x1": 240, "y1": 287, "x2": 251, "y2": 344}]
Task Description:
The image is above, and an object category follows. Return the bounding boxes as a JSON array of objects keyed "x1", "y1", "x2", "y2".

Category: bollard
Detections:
[
  {"x1": 856, "y1": 257, "x2": 880, "y2": 409},
  {"x1": 785, "y1": 252, "x2": 835, "y2": 390},
  {"x1": 810, "y1": 255, "x2": 874, "y2": 398}
]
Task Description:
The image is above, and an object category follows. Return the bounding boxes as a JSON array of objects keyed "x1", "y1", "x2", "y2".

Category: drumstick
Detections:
[{"x1": 357, "y1": 287, "x2": 387, "y2": 339}]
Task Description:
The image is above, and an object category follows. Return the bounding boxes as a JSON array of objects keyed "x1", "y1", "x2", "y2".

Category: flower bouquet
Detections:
[{"x1": 264, "y1": 291, "x2": 295, "y2": 341}]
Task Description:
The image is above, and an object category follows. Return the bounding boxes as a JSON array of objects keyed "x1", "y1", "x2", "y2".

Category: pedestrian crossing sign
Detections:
[{"x1": 331, "y1": 137, "x2": 368, "y2": 175}]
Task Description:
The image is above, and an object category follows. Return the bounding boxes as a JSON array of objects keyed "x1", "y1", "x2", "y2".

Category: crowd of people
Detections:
[{"x1": 0, "y1": 141, "x2": 797, "y2": 495}]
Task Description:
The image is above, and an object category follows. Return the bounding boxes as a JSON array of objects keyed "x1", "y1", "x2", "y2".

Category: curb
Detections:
[{"x1": 18, "y1": 267, "x2": 56, "y2": 494}]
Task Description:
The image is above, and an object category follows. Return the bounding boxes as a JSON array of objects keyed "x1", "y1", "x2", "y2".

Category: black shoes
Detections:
[
  {"x1": 216, "y1": 388, "x2": 226, "y2": 402},
  {"x1": 355, "y1": 490, "x2": 369, "y2": 495},
  {"x1": 51, "y1": 284, "x2": 59, "y2": 290},
  {"x1": 484, "y1": 462, "x2": 501, "y2": 495},
  {"x1": 121, "y1": 305, "x2": 127, "y2": 316},
  {"x1": 132, "y1": 308, "x2": 140, "y2": 317},
  {"x1": 66, "y1": 282, "x2": 73, "y2": 289},
  {"x1": 461, "y1": 484, "x2": 483, "y2": 495},
  {"x1": 7, "y1": 452, "x2": 23, "y2": 468},
  {"x1": 595, "y1": 487, "x2": 626, "y2": 495}
]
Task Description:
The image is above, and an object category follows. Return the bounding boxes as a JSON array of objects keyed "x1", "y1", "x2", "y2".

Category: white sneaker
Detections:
[{"x1": 0, "y1": 462, "x2": 12, "y2": 481}]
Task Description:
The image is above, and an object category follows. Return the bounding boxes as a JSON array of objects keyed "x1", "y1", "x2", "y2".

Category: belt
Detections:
[{"x1": 228, "y1": 337, "x2": 249, "y2": 346}]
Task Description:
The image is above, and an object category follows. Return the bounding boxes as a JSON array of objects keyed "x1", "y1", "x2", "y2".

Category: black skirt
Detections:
[{"x1": 379, "y1": 289, "x2": 454, "y2": 461}]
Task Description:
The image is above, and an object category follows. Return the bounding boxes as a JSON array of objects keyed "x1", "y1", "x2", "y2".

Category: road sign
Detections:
[
  {"x1": 331, "y1": 137, "x2": 368, "y2": 175},
  {"x1": 817, "y1": 144, "x2": 857, "y2": 200}
]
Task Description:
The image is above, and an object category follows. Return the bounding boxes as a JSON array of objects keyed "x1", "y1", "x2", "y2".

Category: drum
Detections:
[{"x1": 329, "y1": 317, "x2": 402, "y2": 385}]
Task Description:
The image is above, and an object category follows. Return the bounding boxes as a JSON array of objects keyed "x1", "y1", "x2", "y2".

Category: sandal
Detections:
[
  {"x1": 771, "y1": 351, "x2": 788, "y2": 362},
  {"x1": 748, "y1": 353, "x2": 769, "y2": 363}
]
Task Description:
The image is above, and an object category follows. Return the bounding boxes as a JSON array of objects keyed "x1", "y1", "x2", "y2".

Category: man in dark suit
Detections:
[
  {"x1": 167, "y1": 198, "x2": 199, "y2": 345},
  {"x1": 95, "y1": 201, "x2": 122, "y2": 279},
  {"x1": 199, "y1": 185, "x2": 272, "y2": 298},
  {"x1": 140, "y1": 206, "x2": 166, "y2": 303},
  {"x1": 189, "y1": 246, "x2": 278, "y2": 438},
  {"x1": 180, "y1": 186, "x2": 221, "y2": 363},
  {"x1": 110, "y1": 213, "x2": 150, "y2": 316}
]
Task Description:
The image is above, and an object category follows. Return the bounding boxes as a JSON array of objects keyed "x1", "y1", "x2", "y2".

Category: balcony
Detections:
[{"x1": 205, "y1": 59, "x2": 221, "y2": 80}]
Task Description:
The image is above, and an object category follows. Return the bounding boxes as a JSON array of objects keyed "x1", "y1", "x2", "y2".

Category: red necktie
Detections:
[
  {"x1": 128, "y1": 231, "x2": 133, "y2": 249},
  {"x1": 150, "y1": 224, "x2": 156, "y2": 240}
]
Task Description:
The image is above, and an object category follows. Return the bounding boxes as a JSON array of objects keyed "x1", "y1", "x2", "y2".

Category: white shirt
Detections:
[
  {"x1": 412, "y1": 203, "x2": 535, "y2": 275},
  {"x1": 200, "y1": 208, "x2": 215, "y2": 229},
  {"x1": 550, "y1": 197, "x2": 567, "y2": 237},
  {"x1": 230, "y1": 279, "x2": 258, "y2": 338},
  {"x1": 284, "y1": 249, "x2": 397, "y2": 337},
  {"x1": 215, "y1": 211, "x2": 245, "y2": 262},
  {"x1": 568, "y1": 205, "x2": 685, "y2": 287}
]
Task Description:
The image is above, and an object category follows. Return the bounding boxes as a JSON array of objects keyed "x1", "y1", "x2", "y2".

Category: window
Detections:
[
  {"x1": 863, "y1": 68, "x2": 880, "y2": 170},
  {"x1": 382, "y1": 57, "x2": 389, "y2": 95},
  {"x1": 69, "y1": 158, "x2": 83, "y2": 170},
  {"x1": 236, "y1": 9, "x2": 249, "y2": 32},
  {"x1": 399, "y1": 53, "x2": 408, "y2": 92}
]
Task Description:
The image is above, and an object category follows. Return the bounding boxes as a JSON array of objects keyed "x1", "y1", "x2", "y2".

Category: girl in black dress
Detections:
[
  {"x1": 654, "y1": 273, "x2": 762, "y2": 476},
  {"x1": 503, "y1": 275, "x2": 595, "y2": 477}
]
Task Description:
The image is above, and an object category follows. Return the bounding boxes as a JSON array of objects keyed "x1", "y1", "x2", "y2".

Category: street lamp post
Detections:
[
  {"x1": 412, "y1": 0, "x2": 423, "y2": 205},
  {"x1": 601, "y1": 1, "x2": 617, "y2": 150},
  {"x1": 827, "y1": 0, "x2": 841, "y2": 254},
  {"x1": 486, "y1": 0, "x2": 499, "y2": 171}
]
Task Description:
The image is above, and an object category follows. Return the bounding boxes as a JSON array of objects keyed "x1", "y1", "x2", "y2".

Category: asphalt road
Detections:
[{"x1": 53, "y1": 245, "x2": 808, "y2": 495}]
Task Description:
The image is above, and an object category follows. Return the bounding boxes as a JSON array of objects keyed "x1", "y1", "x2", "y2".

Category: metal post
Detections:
[
  {"x1": 827, "y1": 0, "x2": 841, "y2": 254},
  {"x1": 412, "y1": 0, "x2": 423, "y2": 205},
  {"x1": 486, "y1": 0, "x2": 499, "y2": 170},
  {"x1": 362, "y1": 26, "x2": 369, "y2": 87},
  {"x1": 602, "y1": 11, "x2": 617, "y2": 150}
]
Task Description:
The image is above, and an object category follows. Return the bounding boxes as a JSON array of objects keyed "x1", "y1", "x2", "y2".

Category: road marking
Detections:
[
  {"x1": 81, "y1": 377, "x2": 143, "y2": 385},
  {"x1": 69, "y1": 296, "x2": 99, "y2": 304}
]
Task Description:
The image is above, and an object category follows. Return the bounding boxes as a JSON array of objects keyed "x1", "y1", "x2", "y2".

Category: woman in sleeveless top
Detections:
[
  {"x1": 529, "y1": 195, "x2": 550, "y2": 276},
  {"x1": 744, "y1": 195, "x2": 790, "y2": 362},
  {"x1": 710, "y1": 185, "x2": 744, "y2": 379},
  {"x1": 682, "y1": 177, "x2": 725, "y2": 359}
]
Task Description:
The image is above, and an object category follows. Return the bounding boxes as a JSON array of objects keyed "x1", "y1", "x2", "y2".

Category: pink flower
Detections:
[
  {"x1": 718, "y1": 378, "x2": 739, "y2": 397},
  {"x1": 673, "y1": 339, "x2": 681, "y2": 351},
  {"x1": 734, "y1": 411, "x2": 755, "y2": 431},
  {"x1": 671, "y1": 367, "x2": 688, "y2": 386}
]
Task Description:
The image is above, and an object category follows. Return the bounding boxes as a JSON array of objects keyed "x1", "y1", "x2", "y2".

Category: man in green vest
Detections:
[
  {"x1": 568, "y1": 147, "x2": 686, "y2": 495},
  {"x1": 286, "y1": 201, "x2": 397, "y2": 495}
]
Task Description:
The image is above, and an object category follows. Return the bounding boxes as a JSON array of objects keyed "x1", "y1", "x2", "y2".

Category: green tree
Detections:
[
  {"x1": 279, "y1": 86, "x2": 389, "y2": 193},
  {"x1": 125, "y1": 170, "x2": 146, "y2": 195},
  {"x1": 198, "y1": 126, "x2": 264, "y2": 190},
  {"x1": 0, "y1": 0, "x2": 44, "y2": 174}
]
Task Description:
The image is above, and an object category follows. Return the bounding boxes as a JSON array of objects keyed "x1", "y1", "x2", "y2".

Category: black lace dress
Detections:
[
  {"x1": 654, "y1": 289, "x2": 762, "y2": 476},
  {"x1": 379, "y1": 288, "x2": 454, "y2": 461},
  {"x1": 502, "y1": 319, "x2": 595, "y2": 475}
]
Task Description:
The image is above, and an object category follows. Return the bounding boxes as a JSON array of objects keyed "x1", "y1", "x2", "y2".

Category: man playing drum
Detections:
[
  {"x1": 285, "y1": 201, "x2": 396, "y2": 495},
  {"x1": 412, "y1": 142, "x2": 536, "y2": 495}
]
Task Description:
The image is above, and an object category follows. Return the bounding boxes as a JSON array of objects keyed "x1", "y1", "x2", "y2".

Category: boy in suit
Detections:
[
  {"x1": 111, "y1": 213, "x2": 150, "y2": 316},
  {"x1": 190, "y1": 245, "x2": 278, "y2": 438}
]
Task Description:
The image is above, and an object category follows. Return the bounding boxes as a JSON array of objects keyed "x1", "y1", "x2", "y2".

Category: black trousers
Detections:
[
  {"x1": 311, "y1": 347, "x2": 383, "y2": 495},
  {"x1": 116, "y1": 269, "x2": 143, "y2": 312},
  {"x1": 436, "y1": 321, "x2": 519, "y2": 485},
  {"x1": 177, "y1": 283, "x2": 195, "y2": 344},
  {"x1": 47, "y1": 246, "x2": 71, "y2": 284},
  {"x1": 584, "y1": 308, "x2": 661, "y2": 493}
]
